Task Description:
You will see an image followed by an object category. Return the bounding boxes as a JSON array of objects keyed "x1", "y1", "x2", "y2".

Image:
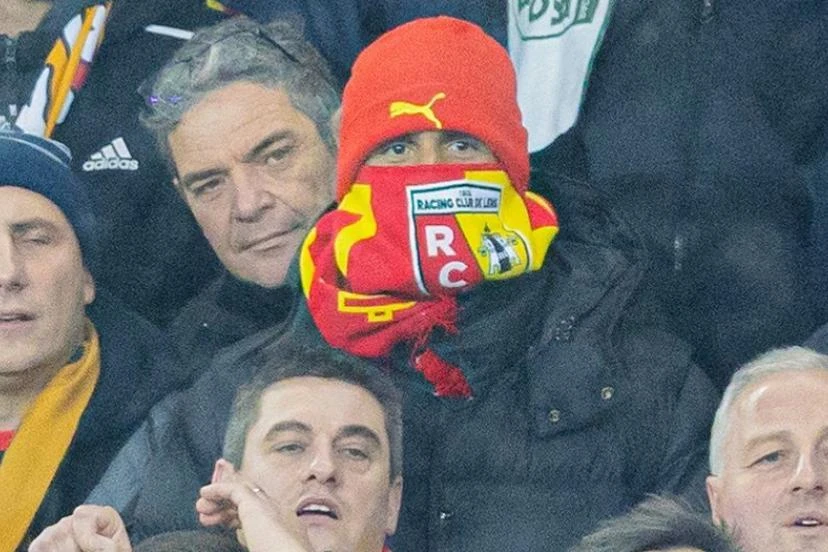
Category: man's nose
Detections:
[
  {"x1": 231, "y1": 164, "x2": 275, "y2": 222},
  {"x1": 419, "y1": 142, "x2": 444, "y2": 165},
  {"x1": 790, "y1": 451, "x2": 827, "y2": 495},
  {"x1": 0, "y1": 236, "x2": 26, "y2": 292},
  {"x1": 304, "y1": 445, "x2": 338, "y2": 485}
]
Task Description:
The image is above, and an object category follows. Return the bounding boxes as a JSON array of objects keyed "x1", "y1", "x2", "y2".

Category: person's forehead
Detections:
[
  {"x1": 183, "y1": 81, "x2": 308, "y2": 133},
  {"x1": 385, "y1": 130, "x2": 478, "y2": 143},
  {"x1": 0, "y1": 185, "x2": 71, "y2": 227},
  {"x1": 255, "y1": 376, "x2": 387, "y2": 438},
  {"x1": 170, "y1": 82, "x2": 318, "y2": 166},
  {"x1": 729, "y1": 370, "x2": 828, "y2": 439}
]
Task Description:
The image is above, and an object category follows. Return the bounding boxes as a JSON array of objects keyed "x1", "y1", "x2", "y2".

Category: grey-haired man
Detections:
[
  {"x1": 706, "y1": 346, "x2": 828, "y2": 552},
  {"x1": 81, "y1": 15, "x2": 343, "y2": 542},
  {"x1": 144, "y1": 15, "x2": 340, "y2": 375}
]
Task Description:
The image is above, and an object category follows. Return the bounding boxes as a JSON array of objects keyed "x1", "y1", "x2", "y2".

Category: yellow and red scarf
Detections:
[
  {"x1": 0, "y1": 323, "x2": 101, "y2": 552},
  {"x1": 14, "y1": 3, "x2": 110, "y2": 137},
  {"x1": 301, "y1": 164, "x2": 558, "y2": 397}
]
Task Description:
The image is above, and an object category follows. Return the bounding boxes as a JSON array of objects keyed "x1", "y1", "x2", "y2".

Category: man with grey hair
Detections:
[
  {"x1": 143, "y1": 14, "x2": 340, "y2": 375},
  {"x1": 75, "y1": 15, "x2": 342, "y2": 541},
  {"x1": 706, "y1": 346, "x2": 828, "y2": 552}
]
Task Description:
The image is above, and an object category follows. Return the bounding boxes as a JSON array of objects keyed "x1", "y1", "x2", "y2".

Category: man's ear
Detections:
[
  {"x1": 706, "y1": 474, "x2": 723, "y2": 524},
  {"x1": 172, "y1": 176, "x2": 189, "y2": 203},
  {"x1": 212, "y1": 458, "x2": 238, "y2": 484},
  {"x1": 329, "y1": 107, "x2": 341, "y2": 149},
  {"x1": 385, "y1": 476, "x2": 403, "y2": 535},
  {"x1": 82, "y1": 268, "x2": 96, "y2": 306}
]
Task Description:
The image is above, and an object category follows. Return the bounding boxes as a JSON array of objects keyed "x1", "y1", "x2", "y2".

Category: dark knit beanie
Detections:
[
  {"x1": 0, "y1": 131, "x2": 97, "y2": 268},
  {"x1": 337, "y1": 16, "x2": 529, "y2": 200}
]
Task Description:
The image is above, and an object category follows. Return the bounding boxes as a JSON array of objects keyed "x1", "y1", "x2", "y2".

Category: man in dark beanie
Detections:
[{"x1": 0, "y1": 131, "x2": 185, "y2": 550}]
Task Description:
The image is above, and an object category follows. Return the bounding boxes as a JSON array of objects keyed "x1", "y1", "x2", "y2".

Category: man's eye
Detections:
[
  {"x1": 274, "y1": 443, "x2": 305, "y2": 454},
  {"x1": 339, "y1": 447, "x2": 369, "y2": 460},
  {"x1": 190, "y1": 179, "x2": 223, "y2": 197},
  {"x1": 377, "y1": 141, "x2": 410, "y2": 156},
  {"x1": 752, "y1": 451, "x2": 783, "y2": 466},
  {"x1": 448, "y1": 137, "x2": 489, "y2": 154},
  {"x1": 22, "y1": 234, "x2": 52, "y2": 245},
  {"x1": 364, "y1": 138, "x2": 418, "y2": 166},
  {"x1": 264, "y1": 146, "x2": 294, "y2": 166},
  {"x1": 16, "y1": 228, "x2": 56, "y2": 246}
]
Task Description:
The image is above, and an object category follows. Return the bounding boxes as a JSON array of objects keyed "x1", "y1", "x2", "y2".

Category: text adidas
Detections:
[{"x1": 82, "y1": 158, "x2": 139, "y2": 171}]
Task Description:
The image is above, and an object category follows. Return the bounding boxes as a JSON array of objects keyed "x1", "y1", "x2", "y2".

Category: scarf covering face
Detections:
[
  {"x1": 301, "y1": 163, "x2": 558, "y2": 397},
  {"x1": 0, "y1": 322, "x2": 100, "y2": 551}
]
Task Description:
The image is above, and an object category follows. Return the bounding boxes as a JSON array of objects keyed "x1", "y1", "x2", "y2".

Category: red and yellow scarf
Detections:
[
  {"x1": 301, "y1": 164, "x2": 558, "y2": 397},
  {"x1": 14, "y1": 3, "x2": 110, "y2": 137}
]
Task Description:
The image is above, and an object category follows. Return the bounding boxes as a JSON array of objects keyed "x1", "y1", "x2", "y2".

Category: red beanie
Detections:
[{"x1": 337, "y1": 16, "x2": 529, "y2": 200}]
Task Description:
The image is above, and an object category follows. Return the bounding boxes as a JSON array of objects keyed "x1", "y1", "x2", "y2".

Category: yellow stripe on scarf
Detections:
[
  {"x1": 205, "y1": 0, "x2": 230, "y2": 12},
  {"x1": 44, "y1": 6, "x2": 102, "y2": 136},
  {"x1": 0, "y1": 322, "x2": 101, "y2": 552},
  {"x1": 14, "y1": 3, "x2": 110, "y2": 137}
]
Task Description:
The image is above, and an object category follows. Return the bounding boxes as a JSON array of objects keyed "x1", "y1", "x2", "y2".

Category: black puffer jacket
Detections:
[
  {"x1": 167, "y1": 273, "x2": 293, "y2": 383},
  {"x1": 87, "y1": 320, "x2": 296, "y2": 542},
  {"x1": 535, "y1": 0, "x2": 828, "y2": 388},
  {"x1": 389, "y1": 172, "x2": 719, "y2": 551}
]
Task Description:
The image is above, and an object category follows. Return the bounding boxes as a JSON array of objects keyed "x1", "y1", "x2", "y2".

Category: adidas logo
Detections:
[{"x1": 82, "y1": 137, "x2": 139, "y2": 172}]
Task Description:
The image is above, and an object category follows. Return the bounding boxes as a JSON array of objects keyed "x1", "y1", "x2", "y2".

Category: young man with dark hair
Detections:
[{"x1": 31, "y1": 345, "x2": 402, "y2": 552}]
